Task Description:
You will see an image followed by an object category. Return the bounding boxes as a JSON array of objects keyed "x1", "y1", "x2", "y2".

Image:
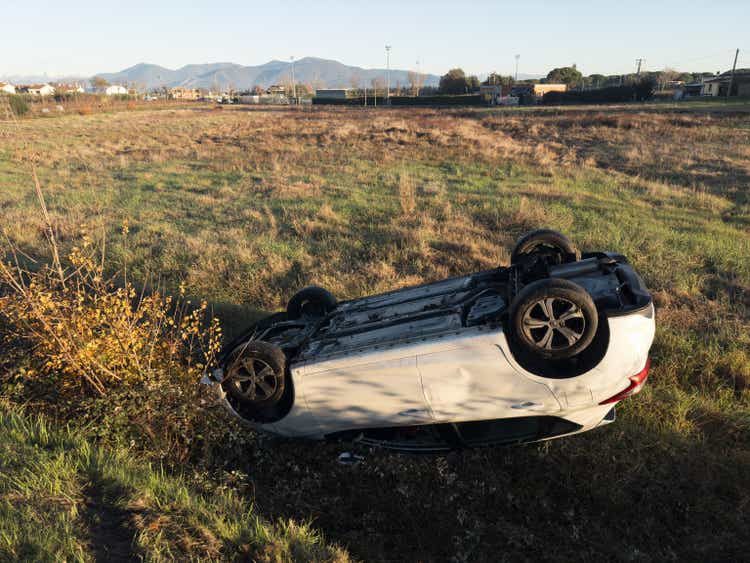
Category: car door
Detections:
[
  {"x1": 299, "y1": 353, "x2": 432, "y2": 434},
  {"x1": 416, "y1": 332, "x2": 560, "y2": 422}
]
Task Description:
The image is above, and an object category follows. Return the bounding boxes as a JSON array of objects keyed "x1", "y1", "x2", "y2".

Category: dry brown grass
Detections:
[{"x1": 1, "y1": 102, "x2": 749, "y2": 562}]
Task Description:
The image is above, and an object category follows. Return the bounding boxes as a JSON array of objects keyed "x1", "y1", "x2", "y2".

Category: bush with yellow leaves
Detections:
[{"x1": 0, "y1": 222, "x2": 227, "y2": 464}]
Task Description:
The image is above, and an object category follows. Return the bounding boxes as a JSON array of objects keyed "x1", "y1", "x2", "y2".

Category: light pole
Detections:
[
  {"x1": 416, "y1": 59, "x2": 421, "y2": 96},
  {"x1": 290, "y1": 56, "x2": 297, "y2": 104},
  {"x1": 514, "y1": 54, "x2": 520, "y2": 82},
  {"x1": 385, "y1": 45, "x2": 391, "y2": 100}
]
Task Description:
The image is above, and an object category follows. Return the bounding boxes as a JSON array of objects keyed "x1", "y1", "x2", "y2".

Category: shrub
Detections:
[
  {"x1": 7, "y1": 94, "x2": 29, "y2": 117},
  {"x1": 0, "y1": 213, "x2": 224, "y2": 462}
]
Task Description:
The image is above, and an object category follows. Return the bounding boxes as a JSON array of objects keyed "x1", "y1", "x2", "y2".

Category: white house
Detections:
[
  {"x1": 105, "y1": 85, "x2": 128, "y2": 96},
  {"x1": 23, "y1": 84, "x2": 55, "y2": 96},
  {"x1": 0, "y1": 82, "x2": 16, "y2": 94}
]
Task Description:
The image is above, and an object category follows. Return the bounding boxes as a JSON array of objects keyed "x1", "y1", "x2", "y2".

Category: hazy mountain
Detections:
[
  {"x1": 95, "y1": 57, "x2": 441, "y2": 91},
  {"x1": 0, "y1": 73, "x2": 88, "y2": 85},
  {"x1": 2, "y1": 60, "x2": 541, "y2": 91}
]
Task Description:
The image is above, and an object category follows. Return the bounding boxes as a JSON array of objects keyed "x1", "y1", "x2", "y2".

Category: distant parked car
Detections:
[{"x1": 202, "y1": 230, "x2": 655, "y2": 452}]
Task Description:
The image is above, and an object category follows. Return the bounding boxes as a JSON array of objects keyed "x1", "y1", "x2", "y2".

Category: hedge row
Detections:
[{"x1": 543, "y1": 82, "x2": 656, "y2": 104}]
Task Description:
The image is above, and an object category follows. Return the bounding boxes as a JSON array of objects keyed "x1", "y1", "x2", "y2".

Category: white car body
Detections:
[{"x1": 205, "y1": 251, "x2": 655, "y2": 451}]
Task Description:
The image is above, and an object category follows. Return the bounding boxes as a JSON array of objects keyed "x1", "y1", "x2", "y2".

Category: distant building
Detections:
[
  {"x1": 0, "y1": 82, "x2": 16, "y2": 94},
  {"x1": 674, "y1": 82, "x2": 704, "y2": 99},
  {"x1": 267, "y1": 85, "x2": 286, "y2": 95},
  {"x1": 479, "y1": 84, "x2": 502, "y2": 104},
  {"x1": 531, "y1": 84, "x2": 567, "y2": 96},
  {"x1": 105, "y1": 85, "x2": 128, "y2": 96},
  {"x1": 169, "y1": 87, "x2": 202, "y2": 100},
  {"x1": 315, "y1": 88, "x2": 351, "y2": 99},
  {"x1": 510, "y1": 83, "x2": 567, "y2": 103},
  {"x1": 20, "y1": 84, "x2": 55, "y2": 96},
  {"x1": 701, "y1": 69, "x2": 750, "y2": 97}
]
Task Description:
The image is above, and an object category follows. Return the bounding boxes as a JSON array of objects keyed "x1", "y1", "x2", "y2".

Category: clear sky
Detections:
[{"x1": 2, "y1": 0, "x2": 748, "y2": 78}]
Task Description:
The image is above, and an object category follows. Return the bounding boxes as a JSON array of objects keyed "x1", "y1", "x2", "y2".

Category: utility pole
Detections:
[
  {"x1": 635, "y1": 58, "x2": 645, "y2": 76},
  {"x1": 290, "y1": 56, "x2": 297, "y2": 104},
  {"x1": 727, "y1": 48, "x2": 739, "y2": 98},
  {"x1": 514, "y1": 54, "x2": 520, "y2": 81},
  {"x1": 385, "y1": 45, "x2": 391, "y2": 101}
]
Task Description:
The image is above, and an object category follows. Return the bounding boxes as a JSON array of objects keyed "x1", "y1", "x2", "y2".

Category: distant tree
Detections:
[
  {"x1": 90, "y1": 76, "x2": 110, "y2": 91},
  {"x1": 635, "y1": 76, "x2": 656, "y2": 101},
  {"x1": 371, "y1": 77, "x2": 385, "y2": 98},
  {"x1": 483, "y1": 73, "x2": 514, "y2": 89},
  {"x1": 439, "y1": 68, "x2": 469, "y2": 95},
  {"x1": 252, "y1": 85, "x2": 264, "y2": 95},
  {"x1": 407, "y1": 70, "x2": 426, "y2": 96},
  {"x1": 677, "y1": 72, "x2": 695, "y2": 84},
  {"x1": 467, "y1": 75, "x2": 480, "y2": 91},
  {"x1": 656, "y1": 68, "x2": 679, "y2": 90},
  {"x1": 545, "y1": 66, "x2": 583, "y2": 87},
  {"x1": 586, "y1": 74, "x2": 607, "y2": 88}
]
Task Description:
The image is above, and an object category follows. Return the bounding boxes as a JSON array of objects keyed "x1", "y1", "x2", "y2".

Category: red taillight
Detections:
[{"x1": 599, "y1": 357, "x2": 651, "y2": 405}]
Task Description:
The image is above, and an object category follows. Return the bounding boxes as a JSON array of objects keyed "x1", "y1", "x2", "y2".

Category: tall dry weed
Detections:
[{"x1": 398, "y1": 170, "x2": 417, "y2": 215}]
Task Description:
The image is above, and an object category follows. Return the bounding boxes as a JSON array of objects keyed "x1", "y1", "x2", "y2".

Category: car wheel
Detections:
[
  {"x1": 511, "y1": 229, "x2": 580, "y2": 265},
  {"x1": 287, "y1": 286, "x2": 337, "y2": 319},
  {"x1": 510, "y1": 278, "x2": 598, "y2": 360},
  {"x1": 223, "y1": 340, "x2": 286, "y2": 409}
]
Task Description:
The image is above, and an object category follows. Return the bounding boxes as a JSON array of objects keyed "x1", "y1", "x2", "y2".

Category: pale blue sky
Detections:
[{"x1": 2, "y1": 0, "x2": 748, "y2": 77}]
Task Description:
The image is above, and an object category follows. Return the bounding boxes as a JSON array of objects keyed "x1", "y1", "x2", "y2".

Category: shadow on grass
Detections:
[{"x1": 230, "y1": 414, "x2": 749, "y2": 562}]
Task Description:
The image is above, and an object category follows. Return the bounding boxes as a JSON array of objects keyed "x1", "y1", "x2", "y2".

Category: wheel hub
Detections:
[{"x1": 521, "y1": 297, "x2": 586, "y2": 351}]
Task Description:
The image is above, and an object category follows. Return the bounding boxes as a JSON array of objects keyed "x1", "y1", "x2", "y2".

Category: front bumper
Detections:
[{"x1": 200, "y1": 369, "x2": 258, "y2": 426}]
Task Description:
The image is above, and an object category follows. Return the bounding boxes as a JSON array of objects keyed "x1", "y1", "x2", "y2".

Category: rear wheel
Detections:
[
  {"x1": 510, "y1": 278, "x2": 597, "y2": 360},
  {"x1": 511, "y1": 229, "x2": 580, "y2": 266}
]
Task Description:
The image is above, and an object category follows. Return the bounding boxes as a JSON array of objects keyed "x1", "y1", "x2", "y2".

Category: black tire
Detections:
[
  {"x1": 222, "y1": 340, "x2": 286, "y2": 409},
  {"x1": 287, "y1": 286, "x2": 337, "y2": 319},
  {"x1": 509, "y1": 278, "x2": 598, "y2": 360},
  {"x1": 511, "y1": 229, "x2": 580, "y2": 265}
]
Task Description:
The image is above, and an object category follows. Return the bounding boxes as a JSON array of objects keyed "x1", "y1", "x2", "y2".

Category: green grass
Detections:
[
  {"x1": 0, "y1": 403, "x2": 346, "y2": 562},
  {"x1": 1, "y1": 103, "x2": 750, "y2": 561}
]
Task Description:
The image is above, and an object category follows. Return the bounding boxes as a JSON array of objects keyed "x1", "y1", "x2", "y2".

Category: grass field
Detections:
[{"x1": 1, "y1": 101, "x2": 749, "y2": 561}]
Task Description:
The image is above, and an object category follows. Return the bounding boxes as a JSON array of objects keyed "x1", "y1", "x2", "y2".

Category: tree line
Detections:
[{"x1": 435, "y1": 65, "x2": 715, "y2": 95}]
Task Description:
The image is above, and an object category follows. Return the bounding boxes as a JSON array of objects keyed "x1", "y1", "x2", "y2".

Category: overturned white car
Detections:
[{"x1": 202, "y1": 230, "x2": 655, "y2": 452}]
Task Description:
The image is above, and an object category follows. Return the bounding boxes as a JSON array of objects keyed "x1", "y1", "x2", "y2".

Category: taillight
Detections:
[{"x1": 599, "y1": 357, "x2": 651, "y2": 405}]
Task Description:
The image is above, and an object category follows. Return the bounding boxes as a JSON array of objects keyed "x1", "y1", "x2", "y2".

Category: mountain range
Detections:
[
  {"x1": 96, "y1": 57, "x2": 442, "y2": 91},
  {"x1": 1, "y1": 58, "x2": 545, "y2": 91}
]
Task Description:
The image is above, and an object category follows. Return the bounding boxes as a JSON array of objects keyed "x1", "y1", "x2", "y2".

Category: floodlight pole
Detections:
[
  {"x1": 385, "y1": 45, "x2": 391, "y2": 101},
  {"x1": 290, "y1": 56, "x2": 297, "y2": 104}
]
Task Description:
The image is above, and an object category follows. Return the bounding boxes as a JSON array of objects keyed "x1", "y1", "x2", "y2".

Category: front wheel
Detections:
[
  {"x1": 509, "y1": 278, "x2": 598, "y2": 360},
  {"x1": 223, "y1": 340, "x2": 286, "y2": 410},
  {"x1": 287, "y1": 286, "x2": 337, "y2": 319}
]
